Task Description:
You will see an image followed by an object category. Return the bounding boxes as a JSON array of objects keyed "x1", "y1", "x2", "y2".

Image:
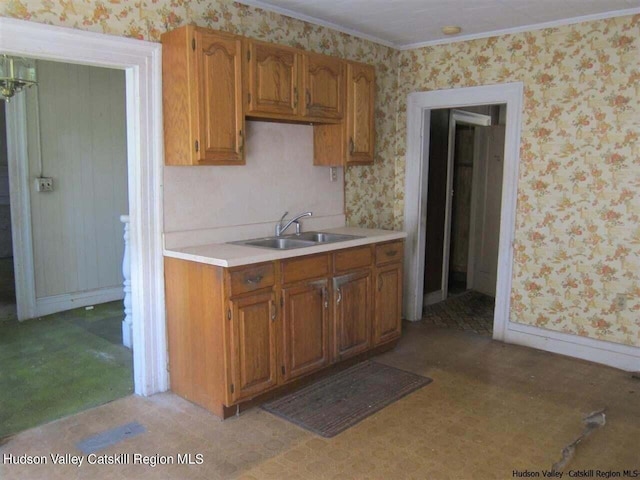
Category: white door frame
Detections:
[
  {"x1": 403, "y1": 83, "x2": 523, "y2": 341},
  {"x1": 5, "y1": 95, "x2": 37, "y2": 319},
  {"x1": 0, "y1": 17, "x2": 168, "y2": 396},
  {"x1": 440, "y1": 109, "x2": 491, "y2": 302}
]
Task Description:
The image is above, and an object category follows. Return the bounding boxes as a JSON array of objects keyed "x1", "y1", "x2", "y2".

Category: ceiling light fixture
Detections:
[
  {"x1": 0, "y1": 55, "x2": 37, "y2": 102},
  {"x1": 441, "y1": 26, "x2": 462, "y2": 35}
]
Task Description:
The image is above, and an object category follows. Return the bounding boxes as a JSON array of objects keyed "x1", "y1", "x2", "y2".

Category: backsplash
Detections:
[{"x1": 163, "y1": 121, "x2": 345, "y2": 247}]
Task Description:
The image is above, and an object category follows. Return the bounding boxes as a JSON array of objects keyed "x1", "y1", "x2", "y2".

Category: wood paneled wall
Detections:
[{"x1": 26, "y1": 61, "x2": 128, "y2": 299}]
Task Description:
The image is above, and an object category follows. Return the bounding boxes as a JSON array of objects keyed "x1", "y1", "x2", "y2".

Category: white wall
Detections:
[
  {"x1": 25, "y1": 60, "x2": 128, "y2": 302},
  {"x1": 164, "y1": 121, "x2": 345, "y2": 247}
]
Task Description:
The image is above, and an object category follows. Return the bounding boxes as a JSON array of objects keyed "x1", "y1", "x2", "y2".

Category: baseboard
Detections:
[
  {"x1": 35, "y1": 286, "x2": 124, "y2": 318},
  {"x1": 504, "y1": 322, "x2": 640, "y2": 372},
  {"x1": 423, "y1": 290, "x2": 444, "y2": 306}
]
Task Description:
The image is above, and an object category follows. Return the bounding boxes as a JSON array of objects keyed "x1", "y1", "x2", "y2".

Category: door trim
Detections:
[
  {"x1": 441, "y1": 110, "x2": 491, "y2": 302},
  {"x1": 403, "y1": 82, "x2": 524, "y2": 343},
  {"x1": 5, "y1": 95, "x2": 37, "y2": 320},
  {"x1": 0, "y1": 17, "x2": 167, "y2": 396}
]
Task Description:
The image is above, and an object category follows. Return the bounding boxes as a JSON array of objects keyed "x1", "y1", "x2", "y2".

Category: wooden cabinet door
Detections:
[
  {"x1": 333, "y1": 270, "x2": 372, "y2": 361},
  {"x1": 346, "y1": 62, "x2": 375, "y2": 165},
  {"x1": 229, "y1": 291, "x2": 278, "y2": 401},
  {"x1": 374, "y1": 263, "x2": 402, "y2": 346},
  {"x1": 193, "y1": 30, "x2": 244, "y2": 165},
  {"x1": 247, "y1": 41, "x2": 300, "y2": 117},
  {"x1": 303, "y1": 53, "x2": 344, "y2": 120},
  {"x1": 282, "y1": 279, "x2": 330, "y2": 381}
]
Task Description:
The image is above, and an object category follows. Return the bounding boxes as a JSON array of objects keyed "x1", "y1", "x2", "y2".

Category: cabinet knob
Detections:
[
  {"x1": 336, "y1": 288, "x2": 342, "y2": 305},
  {"x1": 293, "y1": 87, "x2": 298, "y2": 108},
  {"x1": 238, "y1": 129, "x2": 244, "y2": 153},
  {"x1": 305, "y1": 88, "x2": 311, "y2": 108}
]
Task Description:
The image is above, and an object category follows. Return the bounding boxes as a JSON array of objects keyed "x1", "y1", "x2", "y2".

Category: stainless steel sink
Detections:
[
  {"x1": 295, "y1": 231, "x2": 363, "y2": 243},
  {"x1": 235, "y1": 238, "x2": 317, "y2": 250},
  {"x1": 229, "y1": 231, "x2": 363, "y2": 250}
]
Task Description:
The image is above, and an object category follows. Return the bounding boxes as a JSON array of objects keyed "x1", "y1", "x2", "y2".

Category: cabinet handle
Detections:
[
  {"x1": 244, "y1": 274, "x2": 263, "y2": 285},
  {"x1": 322, "y1": 287, "x2": 328, "y2": 309},
  {"x1": 271, "y1": 303, "x2": 276, "y2": 321},
  {"x1": 386, "y1": 249, "x2": 398, "y2": 256},
  {"x1": 238, "y1": 129, "x2": 244, "y2": 153},
  {"x1": 336, "y1": 288, "x2": 342, "y2": 305},
  {"x1": 305, "y1": 88, "x2": 311, "y2": 108},
  {"x1": 349, "y1": 137, "x2": 355, "y2": 155},
  {"x1": 378, "y1": 276, "x2": 384, "y2": 291},
  {"x1": 293, "y1": 87, "x2": 298, "y2": 108}
]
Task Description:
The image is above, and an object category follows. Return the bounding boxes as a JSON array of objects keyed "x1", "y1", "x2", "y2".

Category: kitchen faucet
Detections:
[{"x1": 275, "y1": 211, "x2": 312, "y2": 236}]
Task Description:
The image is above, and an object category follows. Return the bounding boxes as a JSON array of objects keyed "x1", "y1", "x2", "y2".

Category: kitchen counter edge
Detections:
[{"x1": 163, "y1": 227, "x2": 407, "y2": 268}]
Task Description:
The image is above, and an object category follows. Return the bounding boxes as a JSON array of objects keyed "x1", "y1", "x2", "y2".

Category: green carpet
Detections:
[{"x1": 0, "y1": 301, "x2": 133, "y2": 439}]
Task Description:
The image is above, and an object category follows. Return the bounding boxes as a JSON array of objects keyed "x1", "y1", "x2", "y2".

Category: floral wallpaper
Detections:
[
  {"x1": 0, "y1": 0, "x2": 398, "y2": 229},
  {"x1": 2, "y1": 1, "x2": 639, "y2": 347},
  {"x1": 396, "y1": 14, "x2": 640, "y2": 347}
]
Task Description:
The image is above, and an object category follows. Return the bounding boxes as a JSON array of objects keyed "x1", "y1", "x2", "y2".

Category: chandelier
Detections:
[{"x1": 0, "y1": 55, "x2": 37, "y2": 102}]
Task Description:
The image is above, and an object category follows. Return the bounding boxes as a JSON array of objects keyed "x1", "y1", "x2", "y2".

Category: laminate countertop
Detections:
[{"x1": 163, "y1": 227, "x2": 406, "y2": 268}]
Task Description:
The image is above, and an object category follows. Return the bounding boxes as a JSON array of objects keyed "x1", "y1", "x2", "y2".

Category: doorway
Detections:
[
  {"x1": 0, "y1": 58, "x2": 136, "y2": 439},
  {"x1": 402, "y1": 83, "x2": 524, "y2": 341},
  {"x1": 421, "y1": 105, "x2": 507, "y2": 336},
  {"x1": 0, "y1": 17, "x2": 166, "y2": 397}
]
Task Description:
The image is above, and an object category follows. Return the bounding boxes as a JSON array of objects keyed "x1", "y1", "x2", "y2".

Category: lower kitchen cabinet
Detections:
[
  {"x1": 164, "y1": 239, "x2": 404, "y2": 418},
  {"x1": 333, "y1": 270, "x2": 372, "y2": 361},
  {"x1": 229, "y1": 291, "x2": 278, "y2": 402},
  {"x1": 281, "y1": 279, "x2": 330, "y2": 381},
  {"x1": 373, "y1": 263, "x2": 403, "y2": 346}
]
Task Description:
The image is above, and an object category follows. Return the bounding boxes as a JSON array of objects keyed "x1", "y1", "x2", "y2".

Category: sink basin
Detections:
[
  {"x1": 229, "y1": 231, "x2": 364, "y2": 250},
  {"x1": 295, "y1": 231, "x2": 363, "y2": 243},
  {"x1": 232, "y1": 237, "x2": 317, "y2": 250}
]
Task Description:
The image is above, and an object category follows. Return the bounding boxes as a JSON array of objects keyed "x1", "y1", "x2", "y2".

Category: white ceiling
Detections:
[{"x1": 237, "y1": 0, "x2": 640, "y2": 49}]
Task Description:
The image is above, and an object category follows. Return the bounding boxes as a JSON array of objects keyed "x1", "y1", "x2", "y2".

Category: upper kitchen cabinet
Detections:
[
  {"x1": 162, "y1": 26, "x2": 245, "y2": 166},
  {"x1": 313, "y1": 61, "x2": 375, "y2": 166},
  {"x1": 246, "y1": 41, "x2": 301, "y2": 118},
  {"x1": 346, "y1": 62, "x2": 375, "y2": 165},
  {"x1": 302, "y1": 53, "x2": 344, "y2": 120},
  {"x1": 245, "y1": 40, "x2": 344, "y2": 124}
]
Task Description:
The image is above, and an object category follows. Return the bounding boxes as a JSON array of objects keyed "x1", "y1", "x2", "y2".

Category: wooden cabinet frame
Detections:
[
  {"x1": 162, "y1": 25, "x2": 375, "y2": 166},
  {"x1": 162, "y1": 26, "x2": 245, "y2": 166},
  {"x1": 164, "y1": 240, "x2": 403, "y2": 418}
]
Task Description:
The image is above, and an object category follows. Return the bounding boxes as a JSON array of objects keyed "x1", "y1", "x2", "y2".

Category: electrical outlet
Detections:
[
  {"x1": 329, "y1": 167, "x2": 338, "y2": 183},
  {"x1": 35, "y1": 177, "x2": 54, "y2": 192},
  {"x1": 615, "y1": 294, "x2": 627, "y2": 311}
]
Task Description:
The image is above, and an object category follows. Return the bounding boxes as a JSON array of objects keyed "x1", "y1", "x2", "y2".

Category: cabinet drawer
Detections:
[
  {"x1": 228, "y1": 263, "x2": 275, "y2": 296},
  {"x1": 375, "y1": 241, "x2": 404, "y2": 266},
  {"x1": 281, "y1": 253, "x2": 330, "y2": 284},
  {"x1": 333, "y1": 246, "x2": 373, "y2": 273}
]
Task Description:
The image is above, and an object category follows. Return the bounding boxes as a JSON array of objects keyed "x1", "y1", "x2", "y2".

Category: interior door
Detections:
[{"x1": 470, "y1": 125, "x2": 505, "y2": 297}]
